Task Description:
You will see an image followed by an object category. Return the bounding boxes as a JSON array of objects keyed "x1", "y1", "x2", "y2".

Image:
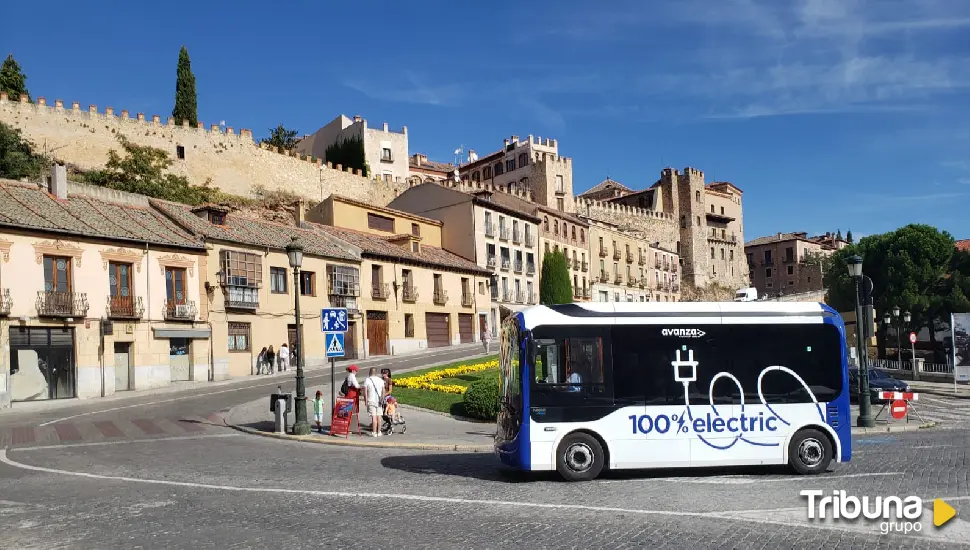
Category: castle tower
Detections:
[
  {"x1": 532, "y1": 150, "x2": 574, "y2": 213},
  {"x1": 677, "y1": 167, "x2": 710, "y2": 287}
]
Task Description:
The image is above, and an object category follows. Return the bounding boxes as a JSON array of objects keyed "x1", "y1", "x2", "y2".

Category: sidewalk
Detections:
[
  {"x1": 223, "y1": 353, "x2": 496, "y2": 452},
  {"x1": 849, "y1": 403, "x2": 937, "y2": 434},
  {"x1": 905, "y1": 380, "x2": 970, "y2": 399},
  {"x1": 3, "y1": 341, "x2": 492, "y2": 416}
]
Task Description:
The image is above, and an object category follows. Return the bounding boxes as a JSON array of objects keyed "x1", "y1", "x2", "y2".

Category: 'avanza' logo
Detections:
[{"x1": 662, "y1": 328, "x2": 706, "y2": 338}]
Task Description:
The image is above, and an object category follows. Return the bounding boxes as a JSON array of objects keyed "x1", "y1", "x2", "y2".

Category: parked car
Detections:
[{"x1": 848, "y1": 368, "x2": 910, "y2": 402}]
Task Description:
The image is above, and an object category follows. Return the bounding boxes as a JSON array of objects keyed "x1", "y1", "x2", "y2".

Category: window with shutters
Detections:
[
  {"x1": 221, "y1": 250, "x2": 261, "y2": 308},
  {"x1": 367, "y1": 213, "x2": 395, "y2": 232},
  {"x1": 228, "y1": 322, "x2": 251, "y2": 352}
]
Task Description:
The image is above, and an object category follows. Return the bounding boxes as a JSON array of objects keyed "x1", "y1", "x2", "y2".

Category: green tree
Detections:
[
  {"x1": 0, "y1": 122, "x2": 45, "y2": 179},
  {"x1": 0, "y1": 54, "x2": 31, "y2": 102},
  {"x1": 261, "y1": 124, "x2": 300, "y2": 151},
  {"x1": 82, "y1": 135, "x2": 216, "y2": 204},
  {"x1": 539, "y1": 250, "x2": 573, "y2": 304},
  {"x1": 845, "y1": 230, "x2": 854, "y2": 244},
  {"x1": 171, "y1": 46, "x2": 198, "y2": 127},
  {"x1": 823, "y1": 225, "x2": 958, "y2": 359},
  {"x1": 324, "y1": 135, "x2": 369, "y2": 176},
  {"x1": 836, "y1": 229, "x2": 843, "y2": 241}
]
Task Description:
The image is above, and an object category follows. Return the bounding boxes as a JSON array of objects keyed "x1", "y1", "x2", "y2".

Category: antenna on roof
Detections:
[{"x1": 454, "y1": 145, "x2": 464, "y2": 167}]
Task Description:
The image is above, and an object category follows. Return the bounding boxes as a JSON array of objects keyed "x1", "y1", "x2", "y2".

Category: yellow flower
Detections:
[{"x1": 394, "y1": 360, "x2": 498, "y2": 394}]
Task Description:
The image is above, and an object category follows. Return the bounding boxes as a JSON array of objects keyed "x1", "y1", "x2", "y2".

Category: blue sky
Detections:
[{"x1": 4, "y1": 0, "x2": 970, "y2": 241}]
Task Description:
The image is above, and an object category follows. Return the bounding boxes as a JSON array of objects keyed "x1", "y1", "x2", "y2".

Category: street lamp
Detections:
[
  {"x1": 846, "y1": 254, "x2": 874, "y2": 428},
  {"x1": 286, "y1": 236, "x2": 311, "y2": 436},
  {"x1": 903, "y1": 310, "x2": 912, "y2": 367}
]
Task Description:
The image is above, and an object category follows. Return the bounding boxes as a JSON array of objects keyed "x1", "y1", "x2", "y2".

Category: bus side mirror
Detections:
[{"x1": 527, "y1": 337, "x2": 537, "y2": 364}]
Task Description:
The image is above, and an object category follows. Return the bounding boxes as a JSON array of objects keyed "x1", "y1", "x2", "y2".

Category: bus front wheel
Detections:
[
  {"x1": 788, "y1": 428, "x2": 833, "y2": 475},
  {"x1": 556, "y1": 432, "x2": 605, "y2": 481}
]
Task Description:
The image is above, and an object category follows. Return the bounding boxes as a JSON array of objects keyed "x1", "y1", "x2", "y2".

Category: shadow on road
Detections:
[{"x1": 380, "y1": 453, "x2": 547, "y2": 483}]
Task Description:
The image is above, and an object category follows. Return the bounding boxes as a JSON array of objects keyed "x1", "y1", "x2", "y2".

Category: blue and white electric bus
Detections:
[{"x1": 495, "y1": 302, "x2": 852, "y2": 481}]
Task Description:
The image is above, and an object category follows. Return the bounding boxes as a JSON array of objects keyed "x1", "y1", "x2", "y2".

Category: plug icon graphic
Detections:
[{"x1": 672, "y1": 348, "x2": 698, "y2": 383}]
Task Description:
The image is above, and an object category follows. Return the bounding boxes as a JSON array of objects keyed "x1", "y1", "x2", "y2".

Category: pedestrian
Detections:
[
  {"x1": 256, "y1": 347, "x2": 268, "y2": 375},
  {"x1": 313, "y1": 390, "x2": 325, "y2": 434},
  {"x1": 381, "y1": 368, "x2": 393, "y2": 400},
  {"x1": 364, "y1": 367, "x2": 386, "y2": 437},
  {"x1": 340, "y1": 365, "x2": 361, "y2": 401},
  {"x1": 278, "y1": 343, "x2": 290, "y2": 372},
  {"x1": 481, "y1": 321, "x2": 490, "y2": 354},
  {"x1": 266, "y1": 345, "x2": 276, "y2": 374}
]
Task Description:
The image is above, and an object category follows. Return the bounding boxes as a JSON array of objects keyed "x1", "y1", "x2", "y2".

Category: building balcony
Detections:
[
  {"x1": 484, "y1": 222, "x2": 496, "y2": 238},
  {"x1": 672, "y1": 264, "x2": 678, "y2": 273},
  {"x1": 461, "y1": 293, "x2": 474, "y2": 307},
  {"x1": 524, "y1": 233, "x2": 535, "y2": 247},
  {"x1": 582, "y1": 261, "x2": 589, "y2": 272},
  {"x1": 613, "y1": 250, "x2": 622, "y2": 261},
  {"x1": 514, "y1": 260, "x2": 523, "y2": 273},
  {"x1": 599, "y1": 271, "x2": 609, "y2": 283},
  {"x1": 36, "y1": 291, "x2": 89, "y2": 318},
  {"x1": 655, "y1": 260, "x2": 662, "y2": 269},
  {"x1": 783, "y1": 256, "x2": 796, "y2": 264},
  {"x1": 573, "y1": 287, "x2": 582, "y2": 298},
  {"x1": 487, "y1": 255, "x2": 496, "y2": 268},
  {"x1": 526, "y1": 263, "x2": 536, "y2": 275},
  {"x1": 663, "y1": 263, "x2": 670, "y2": 271},
  {"x1": 672, "y1": 283, "x2": 680, "y2": 292},
  {"x1": 501, "y1": 259, "x2": 511, "y2": 271},
  {"x1": 572, "y1": 258, "x2": 582, "y2": 270},
  {"x1": 528, "y1": 292, "x2": 536, "y2": 304},
  {"x1": 627, "y1": 277, "x2": 637, "y2": 287},
  {"x1": 372, "y1": 283, "x2": 390, "y2": 300},
  {"x1": 328, "y1": 280, "x2": 360, "y2": 297},
  {"x1": 402, "y1": 285, "x2": 419, "y2": 303},
  {"x1": 512, "y1": 230, "x2": 522, "y2": 244},
  {"x1": 638, "y1": 256, "x2": 645, "y2": 266},
  {"x1": 0, "y1": 289, "x2": 11, "y2": 316},
  {"x1": 583, "y1": 288, "x2": 591, "y2": 299},
  {"x1": 433, "y1": 289, "x2": 449, "y2": 305},
  {"x1": 639, "y1": 279, "x2": 647, "y2": 289},
  {"x1": 613, "y1": 274, "x2": 623, "y2": 285},
  {"x1": 225, "y1": 285, "x2": 259, "y2": 310},
  {"x1": 107, "y1": 295, "x2": 145, "y2": 319},
  {"x1": 599, "y1": 247, "x2": 608, "y2": 258},
  {"x1": 499, "y1": 227, "x2": 510, "y2": 241},
  {"x1": 329, "y1": 295, "x2": 360, "y2": 317},
  {"x1": 626, "y1": 251, "x2": 634, "y2": 263},
  {"x1": 515, "y1": 291, "x2": 526, "y2": 304},
  {"x1": 502, "y1": 289, "x2": 512, "y2": 302},
  {"x1": 163, "y1": 299, "x2": 196, "y2": 321}
]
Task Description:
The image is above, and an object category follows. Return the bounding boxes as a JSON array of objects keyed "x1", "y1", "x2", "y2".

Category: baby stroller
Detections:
[{"x1": 381, "y1": 396, "x2": 407, "y2": 435}]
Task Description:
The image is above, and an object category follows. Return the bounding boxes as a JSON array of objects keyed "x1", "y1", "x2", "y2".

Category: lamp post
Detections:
[
  {"x1": 903, "y1": 310, "x2": 912, "y2": 368},
  {"x1": 286, "y1": 237, "x2": 311, "y2": 436},
  {"x1": 846, "y1": 254, "x2": 874, "y2": 428}
]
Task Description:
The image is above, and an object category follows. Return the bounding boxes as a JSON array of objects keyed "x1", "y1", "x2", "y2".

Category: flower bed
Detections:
[{"x1": 394, "y1": 359, "x2": 498, "y2": 394}]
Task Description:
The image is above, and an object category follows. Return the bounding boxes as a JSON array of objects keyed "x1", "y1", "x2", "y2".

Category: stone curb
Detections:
[
  {"x1": 850, "y1": 421, "x2": 937, "y2": 434},
  {"x1": 911, "y1": 388, "x2": 970, "y2": 400},
  {"x1": 223, "y1": 421, "x2": 493, "y2": 453}
]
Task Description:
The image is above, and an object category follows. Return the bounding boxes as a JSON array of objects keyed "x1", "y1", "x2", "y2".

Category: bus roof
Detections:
[{"x1": 517, "y1": 302, "x2": 839, "y2": 329}]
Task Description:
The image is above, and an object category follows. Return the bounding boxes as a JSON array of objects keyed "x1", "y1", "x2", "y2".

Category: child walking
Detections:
[{"x1": 313, "y1": 390, "x2": 325, "y2": 434}]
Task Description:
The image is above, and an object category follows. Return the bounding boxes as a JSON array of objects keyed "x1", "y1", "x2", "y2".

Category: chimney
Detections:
[
  {"x1": 353, "y1": 115, "x2": 362, "y2": 123},
  {"x1": 50, "y1": 163, "x2": 68, "y2": 200},
  {"x1": 504, "y1": 139, "x2": 509, "y2": 146},
  {"x1": 295, "y1": 200, "x2": 306, "y2": 227},
  {"x1": 382, "y1": 122, "x2": 389, "y2": 132}
]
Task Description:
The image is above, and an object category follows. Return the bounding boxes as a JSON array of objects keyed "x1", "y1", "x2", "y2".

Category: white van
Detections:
[{"x1": 734, "y1": 287, "x2": 758, "y2": 302}]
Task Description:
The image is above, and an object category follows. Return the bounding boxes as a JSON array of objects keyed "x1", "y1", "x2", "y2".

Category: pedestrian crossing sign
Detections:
[{"x1": 326, "y1": 332, "x2": 345, "y2": 358}]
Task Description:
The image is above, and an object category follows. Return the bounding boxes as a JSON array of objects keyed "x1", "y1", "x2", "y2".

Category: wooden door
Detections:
[
  {"x1": 425, "y1": 313, "x2": 451, "y2": 348},
  {"x1": 458, "y1": 314, "x2": 474, "y2": 344},
  {"x1": 345, "y1": 321, "x2": 358, "y2": 360},
  {"x1": 366, "y1": 311, "x2": 389, "y2": 356}
]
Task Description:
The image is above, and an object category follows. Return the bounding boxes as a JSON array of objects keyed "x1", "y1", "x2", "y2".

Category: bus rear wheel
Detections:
[
  {"x1": 556, "y1": 432, "x2": 605, "y2": 481},
  {"x1": 788, "y1": 428, "x2": 833, "y2": 475}
]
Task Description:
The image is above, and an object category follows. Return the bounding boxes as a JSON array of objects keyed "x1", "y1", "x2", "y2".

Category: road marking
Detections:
[
  {"x1": 94, "y1": 421, "x2": 124, "y2": 438},
  {"x1": 601, "y1": 472, "x2": 905, "y2": 485},
  {"x1": 130, "y1": 419, "x2": 164, "y2": 436},
  {"x1": 53, "y1": 423, "x2": 82, "y2": 442},
  {"x1": 37, "y1": 348, "x2": 489, "y2": 426},
  {"x1": 0, "y1": 450, "x2": 962, "y2": 542},
  {"x1": 5, "y1": 433, "x2": 241, "y2": 452}
]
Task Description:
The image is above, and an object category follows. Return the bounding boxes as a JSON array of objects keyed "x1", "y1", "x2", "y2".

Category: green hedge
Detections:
[{"x1": 462, "y1": 376, "x2": 500, "y2": 421}]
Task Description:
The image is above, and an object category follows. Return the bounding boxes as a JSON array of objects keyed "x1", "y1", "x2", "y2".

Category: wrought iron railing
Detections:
[
  {"x1": 36, "y1": 291, "x2": 89, "y2": 317},
  {"x1": 107, "y1": 295, "x2": 145, "y2": 319},
  {"x1": 163, "y1": 299, "x2": 196, "y2": 321}
]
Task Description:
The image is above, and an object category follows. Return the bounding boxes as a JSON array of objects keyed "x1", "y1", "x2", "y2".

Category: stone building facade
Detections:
[
  {"x1": 294, "y1": 115, "x2": 410, "y2": 183},
  {"x1": 744, "y1": 232, "x2": 845, "y2": 299}
]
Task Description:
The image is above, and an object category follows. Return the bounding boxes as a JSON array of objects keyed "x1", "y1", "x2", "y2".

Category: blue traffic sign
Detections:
[
  {"x1": 325, "y1": 332, "x2": 345, "y2": 358},
  {"x1": 321, "y1": 308, "x2": 349, "y2": 332}
]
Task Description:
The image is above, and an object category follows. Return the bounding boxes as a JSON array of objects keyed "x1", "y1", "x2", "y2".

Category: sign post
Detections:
[
  {"x1": 322, "y1": 307, "x2": 348, "y2": 434},
  {"x1": 909, "y1": 332, "x2": 918, "y2": 380}
]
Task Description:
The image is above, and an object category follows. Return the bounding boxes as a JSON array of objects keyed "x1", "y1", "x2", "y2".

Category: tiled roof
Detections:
[
  {"x1": 470, "y1": 190, "x2": 542, "y2": 222},
  {"x1": 956, "y1": 239, "x2": 970, "y2": 252},
  {"x1": 150, "y1": 200, "x2": 360, "y2": 261},
  {"x1": 331, "y1": 195, "x2": 443, "y2": 226},
  {"x1": 409, "y1": 158, "x2": 456, "y2": 173},
  {"x1": 310, "y1": 224, "x2": 490, "y2": 275},
  {"x1": 745, "y1": 232, "x2": 809, "y2": 247},
  {"x1": 0, "y1": 180, "x2": 202, "y2": 249},
  {"x1": 578, "y1": 178, "x2": 632, "y2": 197}
]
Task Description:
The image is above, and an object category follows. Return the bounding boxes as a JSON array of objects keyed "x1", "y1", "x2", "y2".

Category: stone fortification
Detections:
[
  {"x1": 575, "y1": 197, "x2": 679, "y2": 248},
  {"x1": 0, "y1": 93, "x2": 404, "y2": 204}
]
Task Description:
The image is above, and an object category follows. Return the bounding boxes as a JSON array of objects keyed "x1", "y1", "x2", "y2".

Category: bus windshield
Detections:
[{"x1": 496, "y1": 316, "x2": 522, "y2": 444}]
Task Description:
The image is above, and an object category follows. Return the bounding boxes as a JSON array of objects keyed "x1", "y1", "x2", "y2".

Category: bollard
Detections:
[{"x1": 275, "y1": 396, "x2": 286, "y2": 434}]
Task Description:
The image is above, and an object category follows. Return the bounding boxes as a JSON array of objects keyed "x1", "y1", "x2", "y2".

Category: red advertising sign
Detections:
[
  {"x1": 890, "y1": 399, "x2": 908, "y2": 420},
  {"x1": 330, "y1": 397, "x2": 356, "y2": 438}
]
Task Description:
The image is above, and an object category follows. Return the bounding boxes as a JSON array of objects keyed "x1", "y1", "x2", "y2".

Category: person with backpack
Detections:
[{"x1": 340, "y1": 364, "x2": 361, "y2": 410}]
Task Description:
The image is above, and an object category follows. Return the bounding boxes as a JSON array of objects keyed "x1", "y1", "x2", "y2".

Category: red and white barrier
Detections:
[{"x1": 878, "y1": 391, "x2": 918, "y2": 401}]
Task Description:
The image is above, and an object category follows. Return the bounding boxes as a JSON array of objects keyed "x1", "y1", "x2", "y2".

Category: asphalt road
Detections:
[{"x1": 1, "y1": 348, "x2": 969, "y2": 548}]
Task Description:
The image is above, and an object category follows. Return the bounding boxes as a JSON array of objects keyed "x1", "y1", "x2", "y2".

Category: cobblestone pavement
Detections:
[{"x1": 1, "y1": 376, "x2": 968, "y2": 548}]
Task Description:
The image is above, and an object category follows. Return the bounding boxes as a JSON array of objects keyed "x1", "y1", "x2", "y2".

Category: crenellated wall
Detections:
[{"x1": 0, "y1": 93, "x2": 406, "y2": 204}]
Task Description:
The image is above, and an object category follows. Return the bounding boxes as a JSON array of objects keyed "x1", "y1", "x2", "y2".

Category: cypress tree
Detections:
[
  {"x1": 539, "y1": 250, "x2": 573, "y2": 304},
  {"x1": 171, "y1": 46, "x2": 198, "y2": 127},
  {"x1": 0, "y1": 54, "x2": 31, "y2": 102}
]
